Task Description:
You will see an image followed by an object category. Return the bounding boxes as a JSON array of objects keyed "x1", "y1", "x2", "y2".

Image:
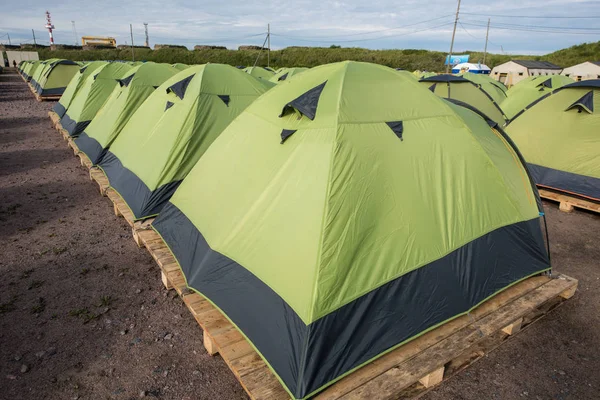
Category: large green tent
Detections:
[
  {"x1": 60, "y1": 62, "x2": 133, "y2": 137},
  {"x1": 501, "y1": 75, "x2": 574, "y2": 120},
  {"x1": 25, "y1": 60, "x2": 43, "y2": 82},
  {"x1": 52, "y1": 61, "x2": 108, "y2": 118},
  {"x1": 244, "y1": 66, "x2": 275, "y2": 80},
  {"x1": 75, "y1": 62, "x2": 180, "y2": 165},
  {"x1": 505, "y1": 80, "x2": 600, "y2": 201},
  {"x1": 31, "y1": 59, "x2": 80, "y2": 96},
  {"x1": 269, "y1": 67, "x2": 308, "y2": 83},
  {"x1": 152, "y1": 61, "x2": 550, "y2": 399},
  {"x1": 29, "y1": 59, "x2": 57, "y2": 87},
  {"x1": 459, "y1": 71, "x2": 508, "y2": 104},
  {"x1": 96, "y1": 63, "x2": 272, "y2": 220},
  {"x1": 420, "y1": 74, "x2": 507, "y2": 126}
]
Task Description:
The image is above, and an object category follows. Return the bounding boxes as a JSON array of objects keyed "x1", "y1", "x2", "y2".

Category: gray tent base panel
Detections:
[
  {"x1": 153, "y1": 203, "x2": 551, "y2": 399},
  {"x1": 529, "y1": 163, "x2": 600, "y2": 201},
  {"x1": 74, "y1": 132, "x2": 107, "y2": 166},
  {"x1": 98, "y1": 151, "x2": 182, "y2": 220}
]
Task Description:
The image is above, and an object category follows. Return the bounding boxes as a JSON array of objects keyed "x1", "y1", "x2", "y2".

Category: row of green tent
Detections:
[{"x1": 45, "y1": 58, "x2": 599, "y2": 399}]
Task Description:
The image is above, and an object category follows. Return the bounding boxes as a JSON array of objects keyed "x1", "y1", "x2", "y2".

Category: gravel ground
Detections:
[{"x1": 1, "y1": 68, "x2": 598, "y2": 400}]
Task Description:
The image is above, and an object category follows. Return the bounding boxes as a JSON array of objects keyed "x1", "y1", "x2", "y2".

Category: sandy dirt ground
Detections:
[{"x1": 1, "y1": 68, "x2": 598, "y2": 400}]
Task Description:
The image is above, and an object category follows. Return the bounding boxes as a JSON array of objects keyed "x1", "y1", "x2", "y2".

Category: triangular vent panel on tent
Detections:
[
  {"x1": 165, "y1": 101, "x2": 175, "y2": 111},
  {"x1": 386, "y1": 121, "x2": 404, "y2": 141},
  {"x1": 279, "y1": 81, "x2": 327, "y2": 121},
  {"x1": 167, "y1": 74, "x2": 195, "y2": 100},
  {"x1": 565, "y1": 91, "x2": 594, "y2": 114},
  {"x1": 218, "y1": 95, "x2": 230, "y2": 107},
  {"x1": 278, "y1": 73, "x2": 289, "y2": 82},
  {"x1": 118, "y1": 74, "x2": 135, "y2": 87},
  {"x1": 280, "y1": 129, "x2": 297, "y2": 144}
]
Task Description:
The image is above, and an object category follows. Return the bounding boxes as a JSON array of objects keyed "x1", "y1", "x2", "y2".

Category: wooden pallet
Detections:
[
  {"x1": 48, "y1": 111, "x2": 61, "y2": 131},
  {"x1": 539, "y1": 188, "x2": 600, "y2": 214},
  {"x1": 134, "y1": 227, "x2": 578, "y2": 400},
  {"x1": 89, "y1": 167, "x2": 109, "y2": 196}
]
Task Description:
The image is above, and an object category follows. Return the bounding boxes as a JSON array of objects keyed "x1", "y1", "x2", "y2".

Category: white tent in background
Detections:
[{"x1": 452, "y1": 62, "x2": 491, "y2": 74}]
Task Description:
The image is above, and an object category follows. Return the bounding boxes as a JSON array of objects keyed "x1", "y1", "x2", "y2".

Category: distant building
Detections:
[
  {"x1": 561, "y1": 62, "x2": 600, "y2": 81},
  {"x1": 490, "y1": 60, "x2": 562, "y2": 86}
]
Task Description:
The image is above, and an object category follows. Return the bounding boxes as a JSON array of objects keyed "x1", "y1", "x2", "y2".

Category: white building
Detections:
[
  {"x1": 490, "y1": 60, "x2": 562, "y2": 87},
  {"x1": 561, "y1": 62, "x2": 600, "y2": 81}
]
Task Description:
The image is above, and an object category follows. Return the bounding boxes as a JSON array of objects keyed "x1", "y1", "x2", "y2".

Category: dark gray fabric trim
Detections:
[
  {"x1": 563, "y1": 80, "x2": 600, "y2": 90},
  {"x1": 538, "y1": 79, "x2": 552, "y2": 88},
  {"x1": 60, "y1": 113, "x2": 91, "y2": 137},
  {"x1": 420, "y1": 75, "x2": 469, "y2": 83},
  {"x1": 153, "y1": 203, "x2": 550, "y2": 399},
  {"x1": 428, "y1": 83, "x2": 436, "y2": 92},
  {"x1": 53, "y1": 102, "x2": 67, "y2": 118},
  {"x1": 386, "y1": 121, "x2": 404, "y2": 140},
  {"x1": 528, "y1": 163, "x2": 600, "y2": 201},
  {"x1": 99, "y1": 151, "x2": 182, "y2": 219},
  {"x1": 165, "y1": 101, "x2": 174, "y2": 111},
  {"x1": 278, "y1": 72, "x2": 289, "y2": 81},
  {"x1": 74, "y1": 132, "x2": 107, "y2": 165},
  {"x1": 38, "y1": 87, "x2": 67, "y2": 96},
  {"x1": 280, "y1": 81, "x2": 327, "y2": 121}
]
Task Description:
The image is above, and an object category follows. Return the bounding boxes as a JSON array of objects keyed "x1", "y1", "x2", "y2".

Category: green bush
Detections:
[{"x1": 37, "y1": 41, "x2": 600, "y2": 71}]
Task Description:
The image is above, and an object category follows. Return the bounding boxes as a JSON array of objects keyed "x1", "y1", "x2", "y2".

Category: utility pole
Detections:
[
  {"x1": 72, "y1": 21, "x2": 78, "y2": 46},
  {"x1": 32, "y1": 30, "x2": 37, "y2": 48},
  {"x1": 483, "y1": 18, "x2": 490, "y2": 65},
  {"x1": 130, "y1": 24, "x2": 135, "y2": 62},
  {"x1": 7, "y1": 33, "x2": 11, "y2": 45},
  {"x1": 267, "y1": 24, "x2": 270, "y2": 68},
  {"x1": 144, "y1": 23, "x2": 149, "y2": 47},
  {"x1": 446, "y1": 0, "x2": 461, "y2": 73}
]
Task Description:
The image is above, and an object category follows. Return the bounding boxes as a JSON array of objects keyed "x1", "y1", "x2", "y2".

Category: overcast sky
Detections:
[{"x1": 1, "y1": 1, "x2": 598, "y2": 55}]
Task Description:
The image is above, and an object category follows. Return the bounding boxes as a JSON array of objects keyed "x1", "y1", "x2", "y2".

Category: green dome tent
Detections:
[
  {"x1": 24, "y1": 60, "x2": 43, "y2": 82},
  {"x1": 152, "y1": 61, "x2": 550, "y2": 399},
  {"x1": 171, "y1": 63, "x2": 190, "y2": 70},
  {"x1": 75, "y1": 62, "x2": 180, "y2": 165},
  {"x1": 501, "y1": 75, "x2": 574, "y2": 120},
  {"x1": 29, "y1": 59, "x2": 58, "y2": 87},
  {"x1": 60, "y1": 62, "x2": 133, "y2": 137},
  {"x1": 31, "y1": 59, "x2": 80, "y2": 96},
  {"x1": 96, "y1": 64, "x2": 272, "y2": 220},
  {"x1": 420, "y1": 74, "x2": 507, "y2": 126},
  {"x1": 244, "y1": 66, "x2": 275, "y2": 80},
  {"x1": 52, "y1": 61, "x2": 108, "y2": 119},
  {"x1": 269, "y1": 67, "x2": 308, "y2": 83},
  {"x1": 505, "y1": 80, "x2": 600, "y2": 201},
  {"x1": 459, "y1": 71, "x2": 508, "y2": 104}
]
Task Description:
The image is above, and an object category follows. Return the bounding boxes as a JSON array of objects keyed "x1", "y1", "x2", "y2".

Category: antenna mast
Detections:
[
  {"x1": 72, "y1": 21, "x2": 78, "y2": 46},
  {"x1": 45, "y1": 11, "x2": 55, "y2": 45},
  {"x1": 144, "y1": 23, "x2": 149, "y2": 47}
]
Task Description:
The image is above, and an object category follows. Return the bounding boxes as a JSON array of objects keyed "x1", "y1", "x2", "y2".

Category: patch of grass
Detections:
[
  {"x1": 0, "y1": 295, "x2": 19, "y2": 314},
  {"x1": 69, "y1": 308, "x2": 99, "y2": 323},
  {"x1": 31, "y1": 297, "x2": 46, "y2": 314},
  {"x1": 28, "y1": 280, "x2": 45, "y2": 290},
  {"x1": 53, "y1": 246, "x2": 67, "y2": 255},
  {"x1": 98, "y1": 295, "x2": 114, "y2": 307},
  {"x1": 20, "y1": 269, "x2": 35, "y2": 279}
]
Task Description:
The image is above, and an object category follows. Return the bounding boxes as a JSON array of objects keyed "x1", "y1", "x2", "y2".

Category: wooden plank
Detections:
[
  {"x1": 89, "y1": 168, "x2": 109, "y2": 196},
  {"x1": 204, "y1": 332, "x2": 219, "y2": 356},
  {"x1": 418, "y1": 366, "x2": 444, "y2": 388},
  {"x1": 539, "y1": 188, "x2": 600, "y2": 214}
]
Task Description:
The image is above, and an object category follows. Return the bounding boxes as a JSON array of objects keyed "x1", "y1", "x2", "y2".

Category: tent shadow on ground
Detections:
[
  {"x1": 0, "y1": 178, "x2": 98, "y2": 239},
  {"x1": 0, "y1": 149, "x2": 71, "y2": 177},
  {"x1": 0, "y1": 116, "x2": 51, "y2": 129}
]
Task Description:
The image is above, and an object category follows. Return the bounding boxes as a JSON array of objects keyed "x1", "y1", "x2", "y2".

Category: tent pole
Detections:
[
  {"x1": 483, "y1": 18, "x2": 490, "y2": 66},
  {"x1": 32, "y1": 30, "x2": 37, "y2": 48},
  {"x1": 446, "y1": 0, "x2": 461, "y2": 73}
]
